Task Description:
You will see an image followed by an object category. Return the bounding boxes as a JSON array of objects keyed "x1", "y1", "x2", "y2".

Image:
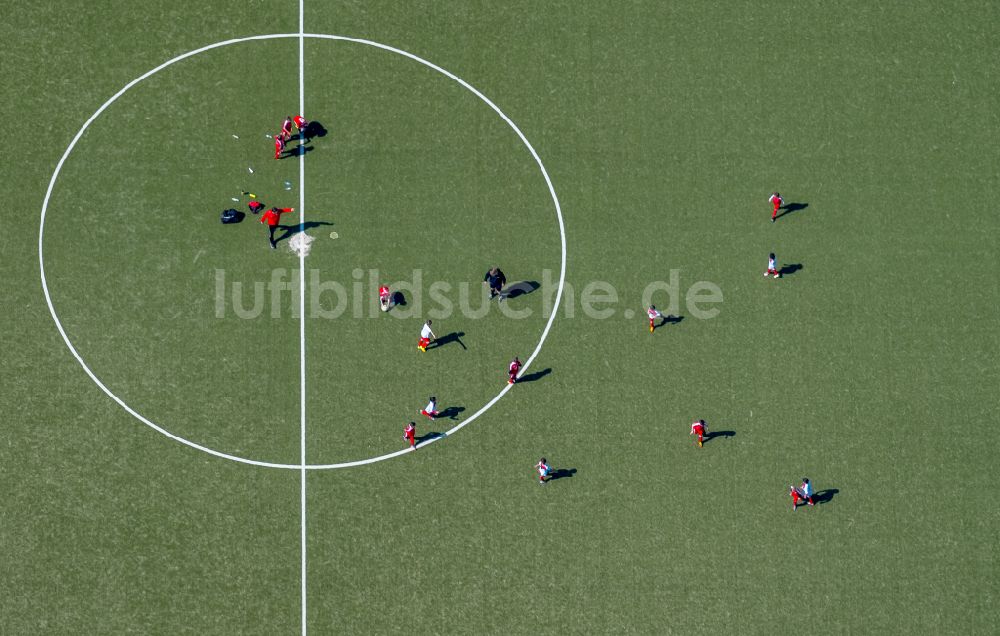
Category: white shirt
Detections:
[
  {"x1": 420, "y1": 323, "x2": 434, "y2": 338},
  {"x1": 768, "y1": 256, "x2": 777, "y2": 270},
  {"x1": 425, "y1": 400, "x2": 437, "y2": 413}
]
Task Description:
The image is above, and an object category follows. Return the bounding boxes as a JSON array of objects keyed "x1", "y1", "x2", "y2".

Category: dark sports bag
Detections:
[{"x1": 221, "y1": 208, "x2": 243, "y2": 224}]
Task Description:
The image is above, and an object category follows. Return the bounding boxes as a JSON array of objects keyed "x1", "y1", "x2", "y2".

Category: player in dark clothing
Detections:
[{"x1": 484, "y1": 266, "x2": 507, "y2": 300}]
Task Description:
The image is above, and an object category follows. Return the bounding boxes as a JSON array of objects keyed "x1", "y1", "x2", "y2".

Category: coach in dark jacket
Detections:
[{"x1": 484, "y1": 266, "x2": 507, "y2": 300}]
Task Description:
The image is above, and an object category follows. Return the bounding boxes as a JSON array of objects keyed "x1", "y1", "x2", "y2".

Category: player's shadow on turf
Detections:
[
  {"x1": 548, "y1": 468, "x2": 576, "y2": 481},
  {"x1": 776, "y1": 202, "x2": 808, "y2": 220},
  {"x1": 652, "y1": 315, "x2": 683, "y2": 332},
  {"x1": 392, "y1": 292, "x2": 407, "y2": 307},
  {"x1": 300, "y1": 121, "x2": 327, "y2": 142},
  {"x1": 517, "y1": 368, "x2": 551, "y2": 383},
  {"x1": 778, "y1": 263, "x2": 803, "y2": 277},
  {"x1": 503, "y1": 281, "x2": 540, "y2": 299},
  {"x1": 416, "y1": 432, "x2": 446, "y2": 444},
  {"x1": 813, "y1": 488, "x2": 838, "y2": 504},
  {"x1": 703, "y1": 430, "x2": 735, "y2": 444},
  {"x1": 428, "y1": 332, "x2": 466, "y2": 350},
  {"x1": 437, "y1": 406, "x2": 465, "y2": 420},
  {"x1": 289, "y1": 143, "x2": 314, "y2": 157},
  {"x1": 278, "y1": 221, "x2": 335, "y2": 242}
]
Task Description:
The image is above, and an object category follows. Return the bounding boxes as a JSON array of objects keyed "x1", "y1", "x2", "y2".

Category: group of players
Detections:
[
  {"x1": 260, "y1": 125, "x2": 810, "y2": 500},
  {"x1": 273, "y1": 115, "x2": 310, "y2": 159},
  {"x1": 633, "y1": 194, "x2": 817, "y2": 507},
  {"x1": 388, "y1": 268, "x2": 522, "y2": 452}
]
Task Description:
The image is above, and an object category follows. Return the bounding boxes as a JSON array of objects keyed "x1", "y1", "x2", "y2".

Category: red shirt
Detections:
[
  {"x1": 404, "y1": 424, "x2": 415, "y2": 439},
  {"x1": 379, "y1": 286, "x2": 390, "y2": 298},
  {"x1": 691, "y1": 422, "x2": 705, "y2": 436},
  {"x1": 509, "y1": 360, "x2": 521, "y2": 374},
  {"x1": 770, "y1": 194, "x2": 783, "y2": 209},
  {"x1": 293, "y1": 115, "x2": 308, "y2": 129},
  {"x1": 275, "y1": 136, "x2": 285, "y2": 151},
  {"x1": 282, "y1": 118, "x2": 293, "y2": 135},
  {"x1": 260, "y1": 208, "x2": 293, "y2": 227}
]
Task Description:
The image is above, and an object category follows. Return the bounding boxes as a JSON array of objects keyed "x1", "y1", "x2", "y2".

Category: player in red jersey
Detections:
[
  {"x1": 769, "y1": 192, "x2": 784, "y2": 223},
  {"x1": 420, "y1": 397, "x2": 439, "y2": 419},
  {"x1": 691, "y1": 419, "x2": 707, "y2": 447},
  {"x1": 789, "y1": 485, "x2": 802, "y2": 510},
  {"x1": 647, "y1": 305, "x2": 663, "y2": 333},
  {"x1": 507, "y1": 356, "x2": 522, "y2": 384},
  {"x1": 259, "y1": 207, "x2": 295, "y2": 249},
  {"x1": 379, "y1": 285, "x2": 392, "y2": 312},
  {"x1": 403, "y1": 422, "x2": 416, "y2": 450},
  {"x1": 535, "y1": 458, "x2": 550, "y2": 484},
  {"x1": 765, "y1": 253, "x2": 780, "y2": 278},
  {"x1": 293, "y1": 115, "x2": 309, "y2": 138},
  {"x1": 274, "y1": 134, "x2": 286, "y2": 159},
  {"x1": 280, "y1": 116, "x2": 294, "y2": 141}
]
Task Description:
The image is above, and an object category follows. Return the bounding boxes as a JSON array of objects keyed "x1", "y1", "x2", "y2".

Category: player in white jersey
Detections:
[
  {"x1": 765, "y1": 253, "x2": 780, "y2": 278},
  {"x1": 420, "y1": 396, "x2": 439, "y2": 419},
  {"x1": 800, "y1": 478, "x2": 814, "y2": 506},
  {"x1": 418, "y1": 320, "x2": 436, "y2": 352},
  {"x1": 647, "y1": 305, "x2": 663, "y2": 333},
  {"x1": 535, "y1": 458, "x2": 550, "y2": 484}
]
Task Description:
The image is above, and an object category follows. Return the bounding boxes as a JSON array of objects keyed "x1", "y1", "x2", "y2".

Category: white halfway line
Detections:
[
  {"x1": 37, "y1": 33, "x2": 567, "y2": 471},
  {"x1": 298, "y1": 1, "x2": 308, "y2": 634}
]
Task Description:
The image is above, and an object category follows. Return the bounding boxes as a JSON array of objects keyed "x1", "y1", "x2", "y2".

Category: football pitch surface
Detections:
[{"x1": 3, "y1": 1, "x2": 997, "y2": 633}]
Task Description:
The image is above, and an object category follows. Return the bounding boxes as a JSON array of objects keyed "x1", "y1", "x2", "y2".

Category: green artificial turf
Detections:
[{"x1": 2, "y1": 0, "x2": 997, "y2": 633}]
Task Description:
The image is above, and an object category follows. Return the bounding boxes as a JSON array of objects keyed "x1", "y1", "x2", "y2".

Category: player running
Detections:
[
  {"x1": 691, "y1": 419, "x2": 707, "y2": 448},
  {"x1": 420, "y1": 397, "x2": 439, "y2": 419},
  {"x1": 535, "y1": 458, "x2": 550, "y2": 485},
  {"x1": 765, "y1": 253, "x2": 780, "y2": 278},
  {"x1": 404, "y1": 422, "x2": 416, "y2": 450},
  {"x1": 769, "y1": 192, "x2": 784, "y2": 222},
  {"x1": 418, "y1": 320, "x2": 436, "y2": 352},
  {"x1": 507, "y1": 356, "x2": 522, "y2": 384}
]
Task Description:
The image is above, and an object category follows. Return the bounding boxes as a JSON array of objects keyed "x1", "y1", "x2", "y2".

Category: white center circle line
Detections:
[{"x1": 38, "y1": 33, "x2": 567, "y2": 471}]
